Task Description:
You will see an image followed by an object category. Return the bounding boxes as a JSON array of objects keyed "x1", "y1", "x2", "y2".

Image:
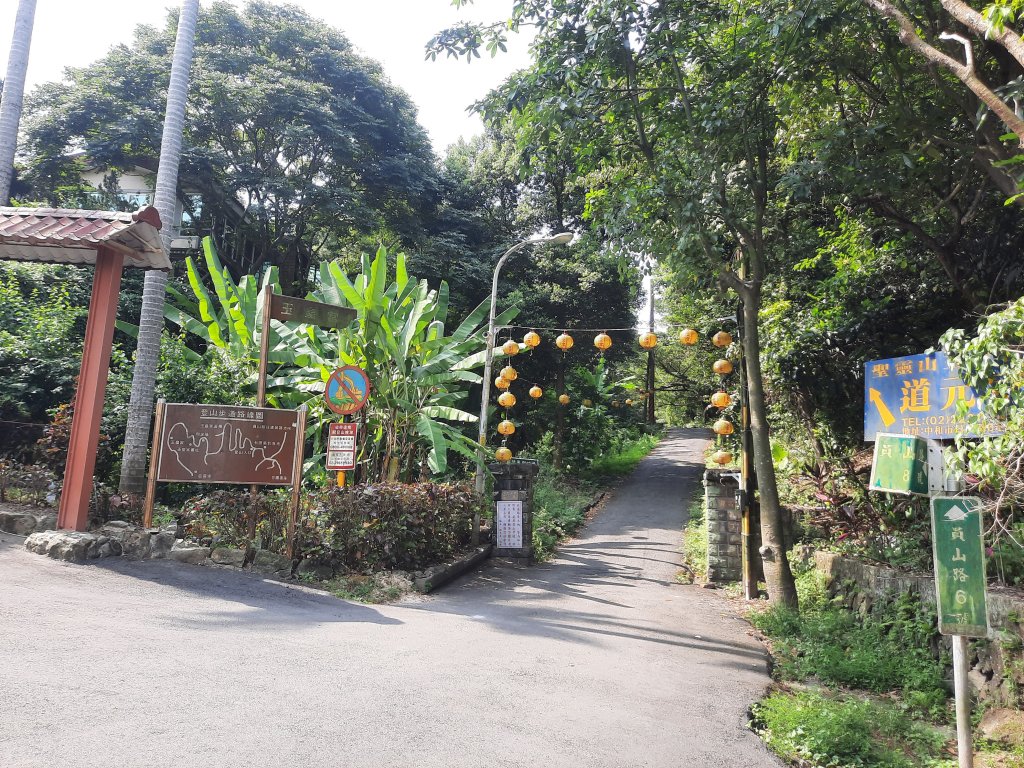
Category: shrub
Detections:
[
  {"x1": 302, "y1": 482, "x2": 475, "y2": 572},
  {"x1": 182, "y1": 490, "x2": 291, "y2": 552}
]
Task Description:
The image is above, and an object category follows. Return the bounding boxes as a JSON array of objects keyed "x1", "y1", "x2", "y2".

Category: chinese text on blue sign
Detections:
[{"x1": 864, "y1": 352, "x2": 988, "y2": 441}]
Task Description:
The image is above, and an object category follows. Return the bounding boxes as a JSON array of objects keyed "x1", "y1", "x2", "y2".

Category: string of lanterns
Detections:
[{"x1": 490, "y1": 326, "x2": 741, "y2": 465}]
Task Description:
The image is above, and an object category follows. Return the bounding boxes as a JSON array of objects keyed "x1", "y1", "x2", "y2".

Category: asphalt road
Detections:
[{"x1": 0, "y1": 428, "x2": 780, "y2": 768}]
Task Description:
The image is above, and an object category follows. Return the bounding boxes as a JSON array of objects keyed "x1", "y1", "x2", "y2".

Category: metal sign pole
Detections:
[
  {"x1": 249, "y1": 286, "x2": 274, "y2": 539},
  {"x1": 142, "y1": 398, "x2": 166, "y2": 528},
  {"x1": 953, "y1": 635, "x2": 974, "y2": 768},
  {"x1": 286, "y1": 405, "x2": 308, "y2": 561}
]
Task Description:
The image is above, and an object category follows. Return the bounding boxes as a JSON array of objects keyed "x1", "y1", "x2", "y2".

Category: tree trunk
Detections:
[
  {"x1": 0, "y1": 0, "x2": 37, "y2": 204},
  {"x1": 119, "y1": 0, "x2": 200, "y2": 495},
  {"x1": 741, "y1": 281, "x2": 798, "y2": 609}
]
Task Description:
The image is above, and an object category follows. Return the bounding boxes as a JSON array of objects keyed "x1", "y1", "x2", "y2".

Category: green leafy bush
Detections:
[
  {"x1": 531, "y1": 466, "x2": 599, "y2": 561},
  {"x1": 750, "y1": 572, "x2": 948, "y2": 715},
  {"x1": 182, "y1": 490, "x2": 291, "y2": 552},
  {"x1": 303, "y1": 482, "x2": 475, "y2": 572},
  {"x1": 752, "y1": 690, "x2": 951, "y2": 768}
]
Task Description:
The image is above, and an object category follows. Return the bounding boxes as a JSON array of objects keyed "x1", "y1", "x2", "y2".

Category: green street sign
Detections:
[
  {"x1": 869, "y1": 433, "x2": 930, "y2": 495},
  {"x1": 931, "y1": 497, "x2": 989, "y2": 637}
]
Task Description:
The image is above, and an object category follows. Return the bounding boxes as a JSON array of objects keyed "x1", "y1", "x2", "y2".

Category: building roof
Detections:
[{"x1": 0, "y1": 206, "x2": 170, "y2": 270}]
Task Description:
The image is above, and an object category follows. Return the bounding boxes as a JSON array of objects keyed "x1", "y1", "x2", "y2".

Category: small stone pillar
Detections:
[
  {"x1": 488, "y1": 459, "x2": 539, "y2": 563},
  {"x1": 703, "y1": 469, "x2": 742, "y2": 583}
]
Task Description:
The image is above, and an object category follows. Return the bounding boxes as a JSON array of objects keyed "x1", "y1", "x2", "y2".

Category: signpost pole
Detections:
[
  {"x1": 953, "y1": 635, "x2": 974, "y2": 768},
  {"x1": 249, "y1": 287, "x2": 274, "y2": 539},
  {"x1": 142, "y1": 398, "x2": 166, "y2": 528},
  {"x1": 286, "y1": 405, "x2": 308, "y2": 561}
]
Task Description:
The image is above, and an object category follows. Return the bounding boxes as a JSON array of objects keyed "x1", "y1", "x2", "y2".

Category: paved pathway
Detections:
[{"x1": 0, "y1": 428, "x2": 779, "y2": 767}]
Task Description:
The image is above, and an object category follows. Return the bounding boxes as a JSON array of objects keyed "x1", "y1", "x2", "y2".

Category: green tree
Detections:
[
  {"x1": 0, "y1": 0, "x2": 35, "y2": 203},
  {"x1": 21, "y1": 1, "x2": 438, "y2": 289}
]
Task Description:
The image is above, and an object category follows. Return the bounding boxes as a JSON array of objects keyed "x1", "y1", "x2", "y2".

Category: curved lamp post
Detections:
[{"x1": 473, "y1": 232, "x2": 573, "y2": 543}]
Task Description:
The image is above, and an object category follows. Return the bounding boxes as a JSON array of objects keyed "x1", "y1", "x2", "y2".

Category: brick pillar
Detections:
[
  {"x1": 488, "y1": 459, "x2": 539, "y2": 563},
  {"x1": 704, "y1": 469, "x2": 742, "y2": 583}
]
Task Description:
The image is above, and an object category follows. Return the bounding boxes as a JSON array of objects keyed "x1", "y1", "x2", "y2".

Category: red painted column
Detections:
[{"x1": 57, "y1": 246, "x2": 125, "y2": 531}]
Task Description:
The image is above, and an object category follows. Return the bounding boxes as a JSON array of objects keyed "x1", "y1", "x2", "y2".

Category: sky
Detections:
[{"x1": 0, "y1": 0, "x2": 532, "y2": 152}]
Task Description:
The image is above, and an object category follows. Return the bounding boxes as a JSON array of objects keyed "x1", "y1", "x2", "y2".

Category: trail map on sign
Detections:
[{"x1": 156, "y1": 404, "x2": 299, "y2": 485}]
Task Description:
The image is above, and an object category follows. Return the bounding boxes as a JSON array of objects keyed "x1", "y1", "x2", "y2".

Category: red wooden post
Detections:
[{"x1": 57, "y1": 246, "x2": 125, "y2": 531}]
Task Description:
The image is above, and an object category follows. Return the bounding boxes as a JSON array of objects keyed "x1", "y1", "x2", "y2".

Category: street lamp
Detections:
[{"x1": 473, "y1": 231, "x2": 573, "y2": 543}]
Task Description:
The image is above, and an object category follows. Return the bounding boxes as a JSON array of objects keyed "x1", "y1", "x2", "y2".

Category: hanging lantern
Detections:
[
  {"x1": 558, "y1": 393, "x2": 570, "y2": 405},
  {"x1": 502, "y1": 339, "x2": 520, "y2": 356},
  {"x1": 712, "y1": 331, "x2": 733, "y2": 348},
  {"x1": 498, "y1": 392, "x2": 516, "y2": 408},
  {"x1": 625, "y1": 398, "x2": 633, "y2": 406},
  {"x1": 713, "y1": 359, "x2": 734, "y2": 375},
  {"x1": 495, "y1": 376, "x2": 511, "y2": 390},
  {"x1": 497, "y1": 420, "x2": 516, "y2": 436},
  {"x1": 713, "y1": 419, "x2": 735, "y2": 436},
  {"x1": 529, "y1": 385, "x2": 543, "y2": 399},
  {"x1": 594, "y1": 333, "x2": 612, "y2": 351},
  {"x1": 712, "y1": 450, "x2": 733, "y2": 465},
  {"x1": 583, "y1": 398, "x2": 594, "y2": 408},
  {"x1": 638, "y1": 331, "x2": 657, "y2": 349},
  {"x1": 500, "y1": 365, "x2": 518, "y2": 382},
  {"x1": 523, "y1": 331, "x2": 541, "y2": 349},
  {"x1": 679, "y1": 328, "x2": 699, "y2": 346},
  {"x1": 495, "y1": 446, "x2": 513, "y2": 462},
  {"x1": 710, "y1": 391, "x2": 731, "y2": 408},
  {"x1": 555, "y1": 333, "x2": 574, "y2": 351},
  {"x1": 612, "y1": 400, "x2": 620, "y2": 408}
]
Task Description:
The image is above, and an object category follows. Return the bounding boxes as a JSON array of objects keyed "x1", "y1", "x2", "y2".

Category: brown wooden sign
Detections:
[
  {"x1": 155, "y1": 403, "x2": 301, "y2": 485},
  {"x1": 268, "y1": 293, "x2": 356, "y2": 330}
]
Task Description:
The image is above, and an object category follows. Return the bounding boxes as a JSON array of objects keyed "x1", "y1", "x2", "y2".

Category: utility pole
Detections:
[{"x1": 646, "y1": 276, "x2": 656, "y2": 424}]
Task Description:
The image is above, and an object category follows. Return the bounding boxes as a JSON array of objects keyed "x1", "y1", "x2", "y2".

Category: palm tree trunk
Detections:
[
  {"x1": 119, "y1": 0, "x2": 200, "y2": 494},
  {"x1": 0, "y1": 0, "x2": 37, "y2": 204}
]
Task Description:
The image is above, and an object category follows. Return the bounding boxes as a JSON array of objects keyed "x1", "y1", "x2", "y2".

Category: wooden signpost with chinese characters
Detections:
[
  {"x1": 250, "y1": 288, "x2": 356, "y2": 534},
  {"x1": 143, "y1": 401, "x2": 308, "y2": 557},
  {"x1": 931, "y1": 496, "x2": 988, "y2": 768}
]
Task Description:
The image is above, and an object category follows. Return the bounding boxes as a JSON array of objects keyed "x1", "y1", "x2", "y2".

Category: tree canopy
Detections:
[{"x1": 21, "y1": 1, "x2": 438, "y2": 291}]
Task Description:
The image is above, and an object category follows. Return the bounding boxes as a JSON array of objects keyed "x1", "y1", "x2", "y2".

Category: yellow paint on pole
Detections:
[{"x1": 337, "y1": 471, "x2": 346, "y2": 488}]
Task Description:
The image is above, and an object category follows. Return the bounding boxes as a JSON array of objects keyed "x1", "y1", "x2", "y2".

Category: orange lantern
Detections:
[
  {"x1": 713, "y1": 359, "x2": 734, "y2": 375},
  {"x1": 612, "y1": 400, "x2": 620, "y2": 408},
  {"x1": 495, "y1": 376, "x2": 511, "y2": 390},
  {"x1": 498, "y1": 392, "x2": 516, "y2": 408},
  {"x1": 712, "y1": 450, "x2": 733, "y2": 465},
  {"x1": 558, "y1": 393, "x2": 570, "y2": 405},
  {"x1": 594, "y1": 333, "x2": 612, "y2": 351},
  {"x1": 713, "y1": 419, "x2": 735, "y2": 436},
  {"x1": 497, "y1": 420, "x2": 516, "y2": 436},
  {"x1": 679, "y1": 328, "x2": 699, "y2": 346},
  {"x1": 712, "y1": 331, "x2": 733, "y2": 348},
  {"x1": 555, "y1": 333, "x2": 574, "y2": 351},
  {"x1": 529, "y1": 385, "x2": 543, "y2": 399},
  {"x1": 495, "y1": 447, "x2": 513, "y2": 462},
  {"x1": 502, "y1": 339, "x2": 520, "y2": 356},
  {"x1": 625, "y1": 398, "x2": 633, "y2": 406},
  {"x1": 523, "y1": 331, "x2": 541, "y2": 348},
  {"x1": 500, "y1": 365, "x2": 518, "y2": 381},
  {"x1": 639, "y1": 331, "x2": 657, "y2": 349},
  {"x1": 583, "y1": 398, "x2": 594, "y2": 407},
  {"x1": 710, "y1": 391, "x2": 731, "y2": 408}
]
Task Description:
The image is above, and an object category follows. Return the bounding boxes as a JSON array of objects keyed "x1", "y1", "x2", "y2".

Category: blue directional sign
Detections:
[{"x1": 864, "y1": 352, "x2": 994, "y2": 441}]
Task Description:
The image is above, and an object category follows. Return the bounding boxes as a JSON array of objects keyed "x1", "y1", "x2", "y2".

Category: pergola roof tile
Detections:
[{"x1": 0, "y1": 206, "x2": 170, "y2": 269}]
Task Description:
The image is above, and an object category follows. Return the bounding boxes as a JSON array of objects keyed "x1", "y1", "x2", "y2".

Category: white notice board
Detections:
[{"x1": 496, "y1": 501, "x2": 523, "y2": 548}]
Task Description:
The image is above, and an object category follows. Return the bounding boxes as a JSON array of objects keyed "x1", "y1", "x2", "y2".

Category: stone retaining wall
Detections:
[{"x1": 815, "y1": 551, "x2": 1024, "y2": 706}]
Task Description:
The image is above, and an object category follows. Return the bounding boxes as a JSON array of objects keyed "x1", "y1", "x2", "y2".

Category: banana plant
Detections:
[{"x1": 153, "y1": 237, "x2": 514, "y2": 481}]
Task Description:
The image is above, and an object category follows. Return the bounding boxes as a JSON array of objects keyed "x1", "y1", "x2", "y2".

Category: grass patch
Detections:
[
  {"x1": 585, "y1": 433, "x2": 660, "y2": 481},
  {"x1": 532, "y1": 466, "x2": 599, "y2": 561},
  {"x1": 752, "y1": 689, "x2": 954, "y2": 768},
  {"x1": 749, "y1": 570, "x2": 949, "y2": 717},
  {"x1": 321, "y1": 572, "x2": 412, "y2": 603},
  {"x1": 678, "y1": 497, "x2": 707, "y2": 583}
]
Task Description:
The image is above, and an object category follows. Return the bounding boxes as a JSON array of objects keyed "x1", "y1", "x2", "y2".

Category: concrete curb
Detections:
[{"x1": 413, "y1": 543, "x2": 493, "y2": 593}]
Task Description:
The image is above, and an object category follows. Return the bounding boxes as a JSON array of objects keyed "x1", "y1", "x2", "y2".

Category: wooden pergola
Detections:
[{"x1": 0, "y1": 206, "x2": 170, "y2": 531}]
